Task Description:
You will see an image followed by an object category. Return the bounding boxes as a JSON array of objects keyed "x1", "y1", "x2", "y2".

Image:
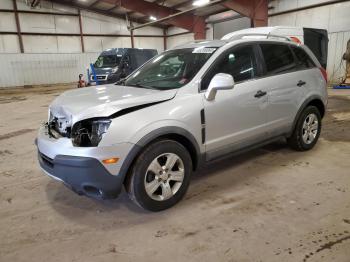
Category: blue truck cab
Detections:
[{"x1": 89, "y1": 48, "x2": 158, "y2": 84}]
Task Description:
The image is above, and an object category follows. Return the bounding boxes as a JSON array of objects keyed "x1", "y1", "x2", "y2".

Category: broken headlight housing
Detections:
[{"x1": 71, "y1": 119, "x2": 111, "y2": 147}]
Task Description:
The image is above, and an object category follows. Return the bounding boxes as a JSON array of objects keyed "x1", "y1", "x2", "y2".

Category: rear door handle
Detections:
[
  {"x1": 254, "y1": 90, "x2": 267, "y2": 98},
  {"x1": 297, "y1": 80, "x2": 306, "y2": 87}
]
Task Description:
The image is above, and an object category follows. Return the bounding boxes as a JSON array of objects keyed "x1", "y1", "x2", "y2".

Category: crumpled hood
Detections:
[{"x1": 49, "y1": 84, "x2": 177, "y2": 124}]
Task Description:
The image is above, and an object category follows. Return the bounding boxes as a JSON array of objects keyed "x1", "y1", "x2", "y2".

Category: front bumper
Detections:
[
  {"x1": 38, "y1": 152, "x2": 123, "y2": 198},
  {"x1": 89, "y1": 73, "x2": 119, "y2": 84},
  {"x1": 36, "y1": 126, "x2": 134, "y2": 199}
]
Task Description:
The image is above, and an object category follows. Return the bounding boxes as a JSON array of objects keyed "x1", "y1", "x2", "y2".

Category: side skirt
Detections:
[{"x1": 204, "y1": 135, "x2": 286, "y2": 163}]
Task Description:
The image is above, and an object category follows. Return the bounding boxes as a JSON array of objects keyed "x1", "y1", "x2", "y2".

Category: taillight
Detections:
[
  {"x1": 319, "y1": 67, "x2": 327, "y2": 82},
  {"x1": 290, "y1": 36, "x2": 301, "y2": 44}
]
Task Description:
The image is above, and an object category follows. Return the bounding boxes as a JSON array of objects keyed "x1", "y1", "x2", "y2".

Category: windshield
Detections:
[
  {"x1": 124, "y1": 47, "x2": 217, "y2": 90},
  {"x1": 94, "y1": 55, "x2": 122, "y2": 68}
]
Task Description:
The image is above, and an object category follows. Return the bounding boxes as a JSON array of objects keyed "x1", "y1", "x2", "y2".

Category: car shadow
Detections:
[{"x1": 45, "y1": 139, "x2": 305, "y2": 227}]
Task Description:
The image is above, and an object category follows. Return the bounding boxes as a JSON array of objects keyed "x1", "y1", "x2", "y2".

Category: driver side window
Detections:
[{"x1": 201, "y1": 45, "x2": 257, "y2": 90}]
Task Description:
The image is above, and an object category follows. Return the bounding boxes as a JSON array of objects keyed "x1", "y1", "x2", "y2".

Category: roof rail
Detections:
[{"x1": 224, "y1": 33, "x2": 291, "y2": 42}]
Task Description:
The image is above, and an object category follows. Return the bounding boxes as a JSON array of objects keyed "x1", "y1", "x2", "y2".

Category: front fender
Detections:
[{"x1": 116, "y1": 123, "x2": 203, "y2": 182}]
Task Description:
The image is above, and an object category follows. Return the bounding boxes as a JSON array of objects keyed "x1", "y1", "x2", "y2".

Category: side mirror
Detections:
[{"x1": 205, "y1": 73, "x2": 234, "y2": 101}]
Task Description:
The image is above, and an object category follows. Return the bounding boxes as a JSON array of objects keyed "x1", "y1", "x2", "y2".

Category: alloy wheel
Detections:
[
  {"x1": 302, "y1": 113, "x2": 319, "y2": 144},
  {"x1": 144, "y1": 153, "x2": 185, "y2": 201}
]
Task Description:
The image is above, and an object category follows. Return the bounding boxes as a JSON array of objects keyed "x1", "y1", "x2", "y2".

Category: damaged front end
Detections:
[
  {"x1": 71, "y1": 119, "x2": 111, "y2": 147},
  {"x1": 46, "y1": 112, "x2": 71, "y2": 139},
  {"x1": 47, "y1": 115, "x2": 111, "y2": 147}
]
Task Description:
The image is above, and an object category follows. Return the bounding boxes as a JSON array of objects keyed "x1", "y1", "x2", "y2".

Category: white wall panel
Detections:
[
  {"x1": 0, "y1": 35, "x2": 20, "y2": 53},
  {"x1": 84, "y1": 37, "x2": 103, "y2": 53},
  {"x1": 134, "y1": 37, "x2": 163, "y2": 53},
  {"x1": 0, "y1": 53, "x2": 100, "y2": 87},
  {"x1": 0, "y1": 12, "x2": 17, "y2": 32},
  {"x1": 81, "y1": 12, "x2": 101, "y2": 34},
  {"x1": 167, "y1": 33, "x2": 194, "y2": 50},
  {"x1": 100, "y1": 18, "x2": 124, "y2": 34},
  {"x1": 81, "y1": 11, "x2": 129, "y2": 35},
  {"x1": 268, "y1": 13, "x2": 296, "y2": 26},
  {"x1": 269, "y1": 0, "x2": 338, "y2": 14},
  {"x1": 133, "y1": 26, "x2": 163, "y2": 36},
  {"x1": 83, "y1": 36, "x2": 132, "y2": 52},
  {"x1": 0, "y1": 0, "x2": 13, "y2": 9},
  {"x1": 166, "y1": 27, "x2": 194, "y2": 49},
  {"x1": 294, "y1": 6, "x2": 329, "y2": 29},
  {"x1": 22, "y1": 35, "x2": 58, "y2": 53},
  {"x1": 329, "y1": 2, "x2": 350, "y2": 33},
  {"x1": 55, "y1": 16, "x2": 80, "y2": 34},
  {"x1": 300, "y1": 0, "x2": 336, "y2": 7},
  {"x1": 269, "y1": 0, "x2": 298, "y2": 14},
  {"x1": 167, "y1": 27, "x2": 189, "y2": 35},
  {"x1": 101, "y1": 37, "x2": 131, "y2": 50},
  {"x1": 213, "y1": 17, "x2": 251, "y2": 39},
  {"x1": 121, "y1": 37, "x2": 132, "y2": 48},
  {"x1": 19, "y1": 13, "x2": 55, "y2": 33},
  {"x1": 57, "y1": 36, "x2": 81, "y2": 53}
]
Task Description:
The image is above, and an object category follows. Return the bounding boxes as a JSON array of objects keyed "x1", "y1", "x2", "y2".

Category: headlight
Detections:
[
  {"x1": 111, "y1": 67, "x2": 119, "y2": 74},
  {"x1": 71, "y1": 119, "x2": 111, "y2": 147}
]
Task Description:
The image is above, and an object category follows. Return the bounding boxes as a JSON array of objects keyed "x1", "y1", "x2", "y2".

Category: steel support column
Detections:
[
  {"x1": 78, "y1": 9, "x2": 85, "y2": 53},
  {"x1": 12, "y1": 0, "x2": 24, "y2": 53},
  {"x1": 130, "y1": 30, "x2": 135, "y2": 48},
  {"x1": 163, "y1": 28, "x2": 167, "y2": 51},
  {"x1": 193, "y1": 17, "x2": 206, "y2": 40}
]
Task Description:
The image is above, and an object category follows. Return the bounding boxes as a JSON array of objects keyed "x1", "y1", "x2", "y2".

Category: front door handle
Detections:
[
  {"x1": 297, "y1": 80, "x2": 306, "y2": 87},
  {"x1": 254, "y1": 90, "x2": 267, "y2": 98}
]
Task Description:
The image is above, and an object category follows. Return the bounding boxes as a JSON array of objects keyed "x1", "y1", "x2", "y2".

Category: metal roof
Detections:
[{"x1": 50, "y1": 0, "x2": 241, "y2": 28}]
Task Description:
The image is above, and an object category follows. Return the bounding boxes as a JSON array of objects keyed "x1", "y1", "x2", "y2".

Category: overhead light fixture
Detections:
[
  {"x1": 193, "y1": 0, "x2": 210, "y2": 6},
  {"x1": 149, "y1": 16, "x2": 157, "y2": 21}
]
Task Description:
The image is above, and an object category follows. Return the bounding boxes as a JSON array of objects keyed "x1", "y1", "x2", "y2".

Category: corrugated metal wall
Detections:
[
  {"x1": 0, "y1": 0, "x2": 164, "y2": 87},
  {"x1": 166, "y1": 27, "x2": 194, "y2": 50},
  {"x1": 0, "y1": 53, "x2": 99, "y2": 87},
  {"x1": 269, "y1": 0, "x2": 350, "y2": 84}
]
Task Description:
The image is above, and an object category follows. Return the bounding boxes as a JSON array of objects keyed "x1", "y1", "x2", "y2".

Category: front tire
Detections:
[
  {"x1": 125, "y1": 140, "x2": 192, "y2": 211},
  {"x1": 287, "y1": 106, "x2": 322, "y2": 151}
]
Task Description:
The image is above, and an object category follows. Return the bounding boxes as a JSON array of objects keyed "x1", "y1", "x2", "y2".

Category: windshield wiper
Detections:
[{"x1": 115, "y1": 78, "x2": 126, "y2": 85}]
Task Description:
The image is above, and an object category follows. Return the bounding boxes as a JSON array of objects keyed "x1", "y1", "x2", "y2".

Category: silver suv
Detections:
[{"x1": 37, "y1": 36, "x2": 327, "y2": 211}]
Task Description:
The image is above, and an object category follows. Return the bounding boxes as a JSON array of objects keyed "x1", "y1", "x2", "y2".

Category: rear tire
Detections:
[
  {"x1": 125, "y1": 139, "x2": 192, "y2": 211},
  {"x1": 287, "y1": 106, "x2": 321, "y2": 151}
]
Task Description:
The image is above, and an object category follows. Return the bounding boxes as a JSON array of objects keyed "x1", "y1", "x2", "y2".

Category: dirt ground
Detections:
[{"x1": 0, "y1": 85, "x2": 350, "y2": 262}]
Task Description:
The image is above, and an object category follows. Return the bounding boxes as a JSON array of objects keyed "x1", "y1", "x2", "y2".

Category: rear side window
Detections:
[
  {"x1": 260, "y1": 43, "x2": 295, "y2": 74},
  {"x1": 291, "y1": 46, "x2": 315, "y2": 69}
]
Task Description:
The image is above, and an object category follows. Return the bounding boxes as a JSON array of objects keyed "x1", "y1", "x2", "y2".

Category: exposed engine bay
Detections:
[{"x1": 47, "y1": 116, "x2": 111, "y2": 147}]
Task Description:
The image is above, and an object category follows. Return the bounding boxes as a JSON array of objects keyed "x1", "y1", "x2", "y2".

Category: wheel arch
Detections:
[
  {"x1": 288, "y1": 95, "x2": 326, "y2": 137},
  {"x1": 307, "y1": 99, "x2": 325, "y2": 118},
  {"x1": 119, "y1": 126, "x2": 202, "y2": 185}
]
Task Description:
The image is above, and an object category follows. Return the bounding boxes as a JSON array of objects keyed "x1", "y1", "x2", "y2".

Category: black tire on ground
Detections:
[
  {"x1": 125, "y1": 139, "x2": 192, "y2": 211},
  {"x1": 287, "y1": 106, "x2": 322, "y2": 151}
]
